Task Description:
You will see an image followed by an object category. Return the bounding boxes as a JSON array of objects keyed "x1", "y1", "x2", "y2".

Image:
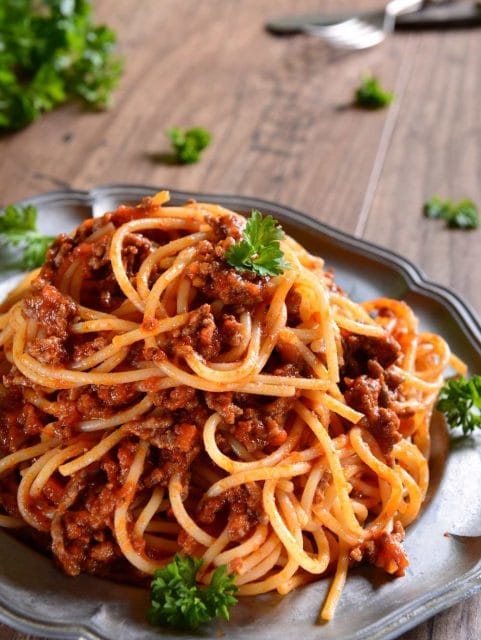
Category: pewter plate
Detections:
[{"x1": 1, "y1": 185, "x2": 481, "y2": 640}]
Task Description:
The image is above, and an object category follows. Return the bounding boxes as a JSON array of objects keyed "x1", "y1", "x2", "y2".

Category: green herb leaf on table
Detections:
[
  {"x1": 423, "y1": 196, "x2": 479, "y2": 230},
  {"x1": 354, "y1": 75, "x2": 394, "y2": 110},
  {"x1": 0, "y1": 204, "x2": 54, "y2": 270},
  {"x1": 225, "y1": 210, "x2": 289, "y2": 277},
  {"x1": 166, "y1": 127, "x2": 212, "y2": 164},
  {"x1": 447, "y1": 199, "x2": 479, "y2": 230},
  {"x1": 0, "y1": 0, "x2": 123, "y2": 132},
  {"x1": 148, "y1": 554, "x2": 238, "y2": 630},
  {"x1": 437, "y1": 375, "x2": 481, "y2": 435}
]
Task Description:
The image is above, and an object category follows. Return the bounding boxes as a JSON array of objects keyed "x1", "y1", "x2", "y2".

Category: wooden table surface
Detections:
[{"x1": 1, "y1": 1, "x2": 480, "y2": 638}]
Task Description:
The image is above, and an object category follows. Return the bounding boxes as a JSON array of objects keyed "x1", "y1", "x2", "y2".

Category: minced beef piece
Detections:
[
  {"x1": 349, "y1": 520, "x2": 408, "y2": 576},
  {"x1": 87, "y1": 234, "x2": 111, "y2": 272},
  {"x1": 95, "y1": 383, "x2": 140, "y2": 408},
  {"x1": 28, "y1": 335, "x2": 68, "y2": 366},
  {"x1": 205, "y1": 392, "x2": 243, "y2": 424},
  {"x1": 209, "y1": 214, "x2": 244, "y2": 242},
  {"x1": 344, "y1": 360, "x2": 403, "y2": 455},
  {"x1": 169, "y1": 304, "x2": 221, "y2": 360},
  {"x1": 342, "y1": 334, "x2": 401, "y2": 379},
  {"x1": 121, "y1": 233, "x2": 153, "y2": 280},
  {"x1": 151, "y1": 386, "x2": 199, "y2": 412},
  {"x1": 218, "y1": 314, "x2": 244, "y2": 348},
  {"x1": 51, "y1": 466, "x2": 121, "y2": 577},
  {"x1": 43, "y1": 234, "x2": 76, "y2": 274},
  {"x1": 125, "y1": 417, "x2": 201, "y2": 486},
  {"x1": 23, "y1": 283, "x2": 77, "y2": 340},
  {"x1": 71, "y1": 335, "x2": 110, "y2": 362},
  {"x1": 197, "y1": 483, "x2": 265, "y2": 541},
  {"x1": 185, "y1": 240, "x2": 269, "y2": 308},
  {"x1": 232, "y1": 395, "x2": 295, "y2": 452},
  {"x1": 75, "y1": 388, "x2": 114, "y2": 420}
]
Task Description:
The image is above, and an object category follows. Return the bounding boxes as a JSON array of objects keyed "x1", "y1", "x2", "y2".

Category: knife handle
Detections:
[{"x1": 396, "y1": 1, "x2": 481, "y2": 27}]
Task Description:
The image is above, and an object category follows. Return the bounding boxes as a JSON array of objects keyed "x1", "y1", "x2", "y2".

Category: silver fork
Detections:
[{"x1": 303, "y1": 0, "x2": 423, "y2": 50}]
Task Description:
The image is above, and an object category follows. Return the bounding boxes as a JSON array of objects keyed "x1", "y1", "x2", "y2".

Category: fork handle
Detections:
[{"x1": 266, "y1": 2, "x2": 481, "y2": 34}]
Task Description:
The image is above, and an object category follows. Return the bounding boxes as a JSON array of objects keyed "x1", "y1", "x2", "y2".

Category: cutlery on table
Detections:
[{"x1": 266, "y1": 1, "x2": 481, "y2": 50}]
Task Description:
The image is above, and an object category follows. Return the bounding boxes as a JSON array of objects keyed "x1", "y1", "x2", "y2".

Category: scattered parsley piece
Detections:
[
  {"x1": 0, "y1": 204, "x2": 54, "y2": 270},
  {"x1": 354, "y1": 75, "x2": 394, "y2": 110},
  {"x1": 0, "y1": 0, "x2": 123, "y2": 132},
  {"x1": 423, "y1": 196, "x2": 479, "y2": 230},
  {"x1": 148, "y1": 554, "x2": 237, "y2": 631},
  {"x1": 166, "y1": 127, "x2": 212, "y2": 164},
  {"x1": 423, "y1": 196, "x2": 451, "y2": 220},
  {"x1": 437, "y1": 375, "x2": 481, "y2": 435},
  {"x1": 225, "y1": 210, "x2": 289, "y2": 277}
]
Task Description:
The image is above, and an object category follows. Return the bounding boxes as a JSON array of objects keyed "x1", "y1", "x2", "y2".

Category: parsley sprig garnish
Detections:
[
  {"x1": 166, "y1": 127, "x2": 212, "y2": 164},
  {"x1": 0, "y1": 204, "x2": 54, "y2": 270},
  {"x1": 424, "y1": 196, "x2": 479, "y2": 230},
  {"x1": 148, "y1": 554, "x2": 238, "y2": 630},
  {"x1": 354, "y1": 75, "x2": 394, "y2": 110},
  {"x1": 0, "y1": 0, "x2": 123, "y2": 132},
  {"x1": 437, "y1": 375, "x2": 481, "y2": 435},
  {"x1": 225, "y1": 209, "x2": 289, "y2": 277}
]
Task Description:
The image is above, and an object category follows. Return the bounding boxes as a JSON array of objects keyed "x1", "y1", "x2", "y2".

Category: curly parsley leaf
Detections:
[
  {"x1": 424, "y1": 196, "x2": 478, "y2": 230},
  {"x1": 148, "y1": 554, "x2": 238, "y2": 631},
  {"x1": 437, "y1": 375, "x2": 481, "y2": 435},
  {"x1": 0, "y1": 0, "x2": 123, "y2": 132},
  {"x1": 354, "y1": 75, "x2": 394, "y2": 110},
  {"x1": 0, "y1": 204, "x2": 54, "y2": 270},
  {"x1": 424, "y1": 196, "x2": 452, "y2": 220},
  {"x1": 166, "y1": 126, "x2": 212, "y2": 164},
  {"x1": 225, "y1": 209, "x2": 289, "y2": 277},
  {"x1": 447, "y1": 199, "x2": 479, "y2": 230}
]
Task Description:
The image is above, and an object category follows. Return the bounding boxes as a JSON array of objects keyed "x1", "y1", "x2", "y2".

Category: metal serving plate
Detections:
[{"x1": 1, "y1": 185, "x2": 480, "y2": 640}]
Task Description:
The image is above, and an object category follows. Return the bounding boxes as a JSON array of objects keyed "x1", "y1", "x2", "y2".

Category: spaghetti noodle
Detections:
[{"x1": 0, "y1": 192, "x2": 459, "y2": 620}]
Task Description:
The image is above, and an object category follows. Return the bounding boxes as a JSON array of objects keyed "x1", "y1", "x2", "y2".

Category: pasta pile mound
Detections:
[{"x1": 0, "y1": 192, "x2": 453, "y2": 619}]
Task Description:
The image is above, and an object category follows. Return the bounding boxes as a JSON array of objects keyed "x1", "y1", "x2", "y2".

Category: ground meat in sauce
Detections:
[
  {"x1": 125, "y1": 417, "x2": 202, "y2": 486},
  {"x1": 169, "y1": 304, "x2": 221, "y2": 360},
  {"x1": 342, "y1": 335, "x2": 404, "y2": 455},
  {"x1": 51, "y1": 466, "x2": 122, "y2": 576},
  {"x1": 185, "y1": 240, "x2": 270, "y2": 308},
  {"x1": 208, "y1": 213, "x2": 244, "y2": 243},
  {"x1": 197, "y1": 483, "x2": 265, "y2": 541},
  {"x1": 349, "y1": 520, "x2": 409, "y2": 576},
  {"x1": 23, "y1": 283, "x2": 78, "y2": 338},
  {"x1": 342, "y1": 334, "x2": 401, "y2": 378},
  {"x1": 0, "y1": 202, "x2": 418, "y2": 585},
  {"x1": 205, "y1": 388, "x2": 296, "y2": 452},
  {"x1": 344, "y1": 360, "x2": 403, "y2": 455}
]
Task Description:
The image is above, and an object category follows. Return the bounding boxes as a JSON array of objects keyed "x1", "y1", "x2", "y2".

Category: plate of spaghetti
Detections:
[{"x1": 1, "y1": 185, "x2": 481, "y2": 640}]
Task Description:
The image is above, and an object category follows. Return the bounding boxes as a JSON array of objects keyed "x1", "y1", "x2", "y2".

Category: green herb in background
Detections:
[
  {"x1": 424, "y1": 196, "x2": 479, "y2": 230},
  {"x1": 0, "y1": 0, "x2": 123, "y2": 132},
  {"x1": 225, "y1": 209, "x2": 289, "y2": 277},
  {"x1": 148, "y1": 554, "x2": 237, "y2": 631},
  {"x1": 437, "y1": 375, "x2": 481, "y2": 435},
  {"x1": 166, "y1": 127, "x2": 212, "y2": 164},
  {"x1": 0, "y1": 204, "x2": 54, "y2": 269},
  {"x1": 354, "y1": 75, "x2": 394, "y2": 109}
]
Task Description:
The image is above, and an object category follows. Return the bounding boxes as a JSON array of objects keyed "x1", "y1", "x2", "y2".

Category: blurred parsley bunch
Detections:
[{"x1": 0, "y1": 0, "x2": 123, "y2": 131}]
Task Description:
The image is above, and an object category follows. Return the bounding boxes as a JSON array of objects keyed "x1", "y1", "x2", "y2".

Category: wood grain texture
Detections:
[{"x1": 0, "y1": 1, "x2": 480, "y2": 639}]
